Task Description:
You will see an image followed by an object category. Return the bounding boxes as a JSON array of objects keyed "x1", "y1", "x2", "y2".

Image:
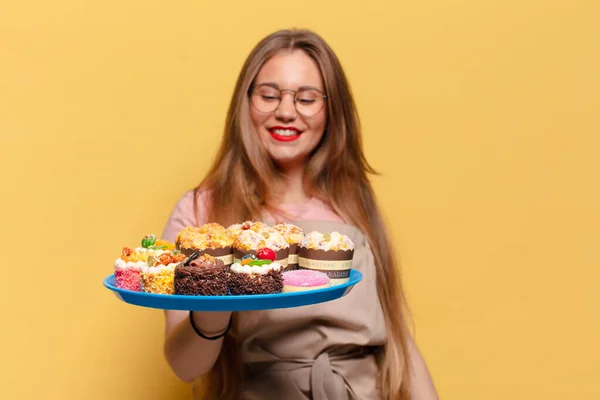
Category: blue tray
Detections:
[{"x1": 103, "y1": 269, "x2": 363, "y2": 311}]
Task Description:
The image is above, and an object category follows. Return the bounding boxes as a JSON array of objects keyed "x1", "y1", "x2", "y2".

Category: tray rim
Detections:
[{"x1": 103, "y1": 269, "x2": 363, "y2": 302}]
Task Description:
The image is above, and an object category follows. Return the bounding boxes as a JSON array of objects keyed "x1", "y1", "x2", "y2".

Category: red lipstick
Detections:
[{"x1": 268, "y1": 126, "x2": 302, "y2": 142}]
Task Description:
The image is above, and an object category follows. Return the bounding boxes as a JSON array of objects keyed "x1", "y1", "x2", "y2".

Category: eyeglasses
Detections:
[{"x1": 249, "y1": 83, "x2": 327, "y2": 117}]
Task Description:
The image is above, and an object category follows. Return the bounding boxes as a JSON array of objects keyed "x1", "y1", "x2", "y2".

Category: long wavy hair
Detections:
[{"x1": 195, "y1": 29, "x2": 412, "y2": 400}]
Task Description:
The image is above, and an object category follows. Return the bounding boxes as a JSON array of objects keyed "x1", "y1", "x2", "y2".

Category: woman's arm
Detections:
[
  {"x1": 408, "y1": 335, "x2": 440, "y2": 399},
  {"x1": 160, "y1": 190, "x2": 228, "y2": 382},
  {"x1": 163, "y1": 310, "x2": 231, "y2": 382}
]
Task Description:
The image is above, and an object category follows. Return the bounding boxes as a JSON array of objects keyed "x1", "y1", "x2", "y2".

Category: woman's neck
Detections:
[{"x1": 276, "y1": 161, "x2": 311, "y2": 204}]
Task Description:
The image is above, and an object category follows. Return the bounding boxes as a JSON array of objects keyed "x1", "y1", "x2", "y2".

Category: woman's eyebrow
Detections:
[{"x1": 254, "y1": 82, "x2": 323, "y2": 91}]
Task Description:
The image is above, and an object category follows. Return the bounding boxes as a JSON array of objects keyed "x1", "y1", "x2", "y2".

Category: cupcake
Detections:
[
  {"x1": 174, "y1": 252, "x2": 228, "y2": 296},
  {"x1": 113, "y1": 234, "x2": 175, "y2": 291},
  {"x1": 227, "y1": 221, "x2": 272, "y2": 239},
  {"x1": 228, "y1": 253, "x2": 283, "y2": 295},
  {"x1": 232, "y1": 229, "x2": 290, "y2": 268},
  {"x1": 176, "y1": 224, "x2": 234, "y2": 269},
  {"x1": 298, "y1": 231, "x2": 355, "y2": 286},
  {"x1": 114, "y1": 247, "x2": 145, "y2": 291},
  {"x1": 282, "y1": 269, "x2": 330, "y2": 293},
  {"x1": 273, "y1": 223, "x2": 305, "y2": 270},
  {"x1": 197, "y1": 222, "x2": 228, "y2": 234},
  {"x1": 140, "y1": 251, "x2": 186, "y2": 294}
]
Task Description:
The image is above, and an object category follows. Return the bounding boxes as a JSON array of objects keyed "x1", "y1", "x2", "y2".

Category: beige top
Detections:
[{"x1": 162, "y1": 192, "x2": 387, "y2": 399}]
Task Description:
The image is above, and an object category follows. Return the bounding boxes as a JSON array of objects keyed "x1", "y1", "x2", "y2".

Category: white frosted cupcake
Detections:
[
  {"x1": 140, "y1": 251, "x2": 186, "y2": 294},
  {"x1": 228, "y1": 256, "x2": 283, "y2": 295},
  {"x1": 113, "y1": 234, "x2": 174, "y2": 291}
]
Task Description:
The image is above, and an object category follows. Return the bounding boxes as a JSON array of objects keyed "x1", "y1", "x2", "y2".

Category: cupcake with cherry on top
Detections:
[
  {"x1": 232, "y1": 229, "x2": 290, "y2": 269},
  {"x1": 228, "y1": 248, "x2": 283, "y2": 295}
]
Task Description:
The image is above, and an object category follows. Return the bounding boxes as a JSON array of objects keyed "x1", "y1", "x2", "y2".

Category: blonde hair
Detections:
[{"x1": 195, "y1": 29, "x2": 412, "y2": 399}]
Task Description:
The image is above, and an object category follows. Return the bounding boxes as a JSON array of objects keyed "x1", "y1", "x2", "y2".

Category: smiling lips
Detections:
[{"x1": 268, "y1": 126, "x2": 302, "y2": 142}]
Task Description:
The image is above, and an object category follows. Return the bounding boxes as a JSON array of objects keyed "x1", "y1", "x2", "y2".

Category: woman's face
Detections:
[{"x1": 249, "y1": 50, "x2": 327, "y2": 169}]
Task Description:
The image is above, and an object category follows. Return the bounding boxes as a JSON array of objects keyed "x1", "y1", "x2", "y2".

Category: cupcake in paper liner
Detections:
[
  {"x1": 273, "y1": 223, "x2": 305, "y2": 270},
  {"x1": 175, "y1": 224, "x2": 234, "y2": 269},
  {"x1": 141, "y1": 251, "x2": 186, "y2": 294},
  {"x1": 174, "y1": 252, "x2": 228, "y2": 296},
  {"x1": 298, "y1": 231, "x2": 355, "y2": 286},
  {"x1": 113, "y1": 234, "x2": 175, "y2": 291},
  {"x1": 232, "y1": 229, "x2": 290, "y2": 269}
]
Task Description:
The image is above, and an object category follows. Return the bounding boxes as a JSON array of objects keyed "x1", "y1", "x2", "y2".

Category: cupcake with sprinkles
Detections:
[
  {"x1": 298, "y1": 231, "x2": 355, "y2": 286},
  {"x1": 273, "y1": 223, "x2": 305, "y2": 270},
  {"x1": 113, "y1": 247, "x2": 145, "y2": 292},
  {"x1": 282, "y1": 269, "x2": 330, "y2": 293},
  {"x1": 232, "y1": 229, "x2": 290, "y2": 269},
  {"x1": 140, "y1": 251, "x2": 185, "y2": 294},
  {"x1": 113, "y1": 234, "x2": 175, "y2": 291},
  {"x1": 175, "y1": 224, "x2": 234, "y2": 269},
  {"x1": 228, "y1": 249, "x2": 283, "y2": 295},
  {"x1": 174, "y1": 252, "x2": 228, "y2": 296}
]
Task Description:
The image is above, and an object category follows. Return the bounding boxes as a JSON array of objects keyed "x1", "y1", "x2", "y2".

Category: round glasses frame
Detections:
[{"x1": 249, "y1": 84, "x2": 328, "y2": 117}]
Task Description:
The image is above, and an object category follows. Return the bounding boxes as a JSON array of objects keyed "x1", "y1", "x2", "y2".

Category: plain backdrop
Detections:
[{"x1": 1, "y1": 0, "x2": 599, "y2": 399}]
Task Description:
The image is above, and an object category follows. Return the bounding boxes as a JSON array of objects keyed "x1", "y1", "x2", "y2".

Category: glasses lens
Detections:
[
  {"x1": 295, "y1": 89, "x2": 325, "y2": 117},
  {"x1": 251, "y1": 85, "x2": 280, "y2": 113}
]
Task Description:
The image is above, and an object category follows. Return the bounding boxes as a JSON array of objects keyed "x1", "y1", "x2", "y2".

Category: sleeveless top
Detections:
[{"x1": 162, "y1": 192, "x2": 387, "y2": 399}]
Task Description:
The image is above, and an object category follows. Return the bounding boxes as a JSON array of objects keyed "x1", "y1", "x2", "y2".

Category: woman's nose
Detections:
[{"x1": 275, "y1": 92, "x2": 297, "y2": 121}]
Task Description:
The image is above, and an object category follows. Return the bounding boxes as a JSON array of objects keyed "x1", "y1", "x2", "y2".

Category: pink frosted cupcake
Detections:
[
  {"x1": 282, "y1": 269, "x2": 330, "y2": 293},
  {"x1": 113, "y1": 234, "x2": 176, "y2": 291},
  {"x1": 114, "y1": 247, "x2": 145, "y2": 291}
]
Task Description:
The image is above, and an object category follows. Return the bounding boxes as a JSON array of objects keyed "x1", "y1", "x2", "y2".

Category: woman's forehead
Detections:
[{"x1": 254, "y1": 50, "x2": 324, "y2": 90}]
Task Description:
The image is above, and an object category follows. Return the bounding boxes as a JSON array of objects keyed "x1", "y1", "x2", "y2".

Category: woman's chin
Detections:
[{"x1": 269, "y1": 152, "x2": 308, "y2": 170}]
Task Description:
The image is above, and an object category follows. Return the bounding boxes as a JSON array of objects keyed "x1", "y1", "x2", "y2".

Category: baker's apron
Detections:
[{"x1": 233, "y1": 220, "x2": 387, "y2": 400}]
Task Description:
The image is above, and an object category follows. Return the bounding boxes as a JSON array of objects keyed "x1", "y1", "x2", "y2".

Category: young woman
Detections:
[{"x1": 161, "y1": 29, "x2": 439, "y2": 400}]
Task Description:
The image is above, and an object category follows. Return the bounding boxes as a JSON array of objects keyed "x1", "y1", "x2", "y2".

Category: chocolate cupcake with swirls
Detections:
[{"x1": 174, "y1": 252, "x2": 228, "y2": 296}]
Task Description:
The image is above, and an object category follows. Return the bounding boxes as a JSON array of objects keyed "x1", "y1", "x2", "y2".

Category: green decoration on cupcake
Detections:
[
  {"x1": 141, "y1": 234, "x2": 156, "y2": 248},
  {"x1": 247, "y1": 259, "x2": 272, "y2": 266}
]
